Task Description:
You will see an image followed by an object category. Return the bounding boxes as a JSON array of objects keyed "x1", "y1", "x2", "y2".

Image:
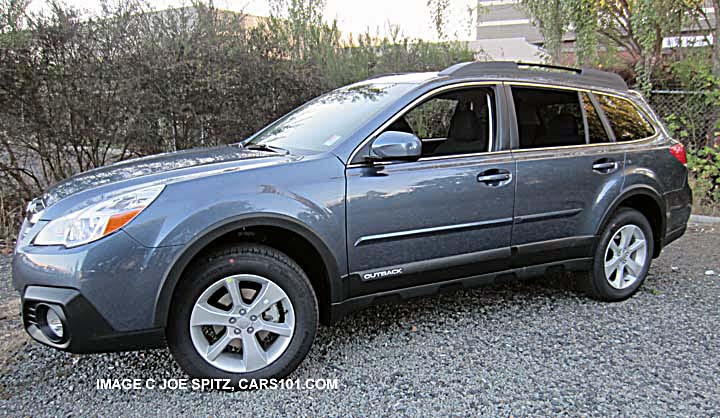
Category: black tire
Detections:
[
  {"x1": 167, "y1": 244, "x2": 318, "y2": 384},
  {"x1": 585, "y1": 208, "x2": 654, "y2": 301}
]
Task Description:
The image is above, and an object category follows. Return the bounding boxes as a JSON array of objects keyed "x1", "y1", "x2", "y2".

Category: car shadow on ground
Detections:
[{"x1": 316, "y1": 270, "x2": 587, "y2": 342}]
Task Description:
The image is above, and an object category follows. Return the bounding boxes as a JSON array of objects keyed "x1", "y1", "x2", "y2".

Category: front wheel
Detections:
[
  {"x1": 585, "y1": 208, "x2": 654, "y2": 301},
  {"x1": 167, "y1": 244, "x2": 318, "y2": 383}
]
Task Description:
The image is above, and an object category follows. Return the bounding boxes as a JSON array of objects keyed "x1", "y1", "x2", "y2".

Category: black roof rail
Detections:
[
  {"x1": 577, "y1": 68, "x2": 628, "y2": 90},
  {"x1": 439, "y1": 61, "x2": 628, "y2": 91}
]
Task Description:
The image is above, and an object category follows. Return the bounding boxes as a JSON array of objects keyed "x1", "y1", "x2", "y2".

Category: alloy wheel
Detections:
[
  {"x1": 603, "y1": 224, "x2": 648, "y2": 290},
  {"x1": 189, "y1": 274, "x2": 295, "y2": 373}
]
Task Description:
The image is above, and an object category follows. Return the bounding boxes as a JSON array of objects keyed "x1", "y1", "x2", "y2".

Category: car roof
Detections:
[
  {"x1": 363, "y1": 61, "x2": 629, "y2": 93},
  {"x1": 356, "y1": 72, "x2": 439, "y2": 84}
]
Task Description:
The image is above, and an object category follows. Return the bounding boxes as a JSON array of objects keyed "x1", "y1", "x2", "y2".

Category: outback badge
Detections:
[{"x1": 362, "y1": 268, "x2": 404, "y2": 281}]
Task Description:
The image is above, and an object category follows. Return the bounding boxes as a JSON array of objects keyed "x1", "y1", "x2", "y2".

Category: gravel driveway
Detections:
[{"x1": 0, "y1": 224, "x2": 718, "y2": 417}]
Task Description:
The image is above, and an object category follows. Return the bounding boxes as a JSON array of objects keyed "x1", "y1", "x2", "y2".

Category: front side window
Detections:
[
  {"x1": 596, "y1": 94, "x2": 656, "y2": 141},
  {"x1": 244, "y1": 82, "x2": 416, "y2": 153},
  {"x1": 512, "y1": 87, "x2": 586, "y2": 149},
  {"x1": 404, "y1": 98, "x2": 457, "y2": 140},
  {"x1": 384, "y1": 87, "x2": 494, "y2": 157}
]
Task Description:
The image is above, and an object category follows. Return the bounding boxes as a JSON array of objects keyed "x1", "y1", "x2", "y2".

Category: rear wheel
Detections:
[
  {"x1": 167, "y1": 244, "x2": 318, "y2": 383},
  {"x1": 586, "y1": 208, "x2": 654, "y2": 301}
]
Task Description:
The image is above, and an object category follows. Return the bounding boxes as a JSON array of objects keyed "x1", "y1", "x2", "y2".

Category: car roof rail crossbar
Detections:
[
  {"x1": 516, "y1": 61, "x2": 581, "y2": 73},
  {"x1": 439, "y1": 61, "x2": 628, "y2": 90}
]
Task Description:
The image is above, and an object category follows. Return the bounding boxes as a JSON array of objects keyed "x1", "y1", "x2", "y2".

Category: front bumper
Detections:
[
  {"x1": 13, "y1": 227, "x2": 179, "y2": 353},
  {"x1": 21, "y1": 286, "x2": 164, "y2": 353}
]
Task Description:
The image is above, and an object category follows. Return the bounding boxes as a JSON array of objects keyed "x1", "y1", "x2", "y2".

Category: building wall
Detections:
[{"x1": 476, "y1": 0, "x2": 541, "y2": 43}]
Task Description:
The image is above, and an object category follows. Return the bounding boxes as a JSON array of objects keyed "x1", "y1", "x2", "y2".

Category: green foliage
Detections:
[
  {"x1": 663, "y1": 52, "x2": 720, "y2": 147},
  {"x1": 520, "y1": 0, "x2": 701, "y2": 85},
  {"x1": 0, "y1": 0, "x2": 31, "y2": 46},
  {"x1": 427, "y1": 0, "x2": 450, "y2": 40},
  {"x1": 663, "y1": 114, "x2": 701, "y2": 145},
  {"x1": 520, "y1": 0, "x2": 570, "y2": 63},
  {"x1": 0, "y1": 0, "x2": 473, "y2": 245},
  {"x1": 654, "y1": 52, "x2": 720, "y2": 214},
  {"x1": 671, "y1": 53, "x2": 720, "y2": 118},
  {"x1": 263, "y1": 0, "x2": 473, "y2": 87},
  {"x1": 0, "y1": 0, "x2": 29, "y2": 32},
  {"x1": 672, "y1": 53, "x2": 718, "y2": 89},
  {"x1": 687, "y1": 145, "x2": 720, "y2": 215}
]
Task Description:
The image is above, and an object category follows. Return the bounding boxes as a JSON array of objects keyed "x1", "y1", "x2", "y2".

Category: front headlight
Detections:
[{"x1": 34, "y1": 185, "x2": 165, "y2": 248}]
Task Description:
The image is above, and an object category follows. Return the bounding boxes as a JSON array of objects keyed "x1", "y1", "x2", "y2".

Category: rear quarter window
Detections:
[{"x1": 596, "y1": 94, "x2": 656, "y2": 141}]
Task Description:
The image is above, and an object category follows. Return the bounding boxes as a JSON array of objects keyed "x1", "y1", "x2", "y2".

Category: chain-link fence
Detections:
[
  {"x1": 649, "y1": 90, "x2": 717, "y2": 150},
  {"x1": 650, "y1": 90, "x2": 720, "y2": 216}
]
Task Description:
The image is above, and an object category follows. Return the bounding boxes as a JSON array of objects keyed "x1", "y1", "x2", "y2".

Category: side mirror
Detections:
[{"x1": 368, "y1": 131, "x2": 422, "y2": 162}]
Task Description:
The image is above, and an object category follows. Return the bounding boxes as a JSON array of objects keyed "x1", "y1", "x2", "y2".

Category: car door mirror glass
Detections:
[{"x1": 369, "y1": 131, "x2": 422, "y2": 161}]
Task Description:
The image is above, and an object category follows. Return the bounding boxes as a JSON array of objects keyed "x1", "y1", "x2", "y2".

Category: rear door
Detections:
[{"x1": 507, "y1": 85, "x2": 625, "y2": 266}]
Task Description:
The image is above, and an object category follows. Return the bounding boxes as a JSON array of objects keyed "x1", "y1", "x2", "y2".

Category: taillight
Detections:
[{"x1": 669, "y1": 143, "x2": 687, "y2": 165}]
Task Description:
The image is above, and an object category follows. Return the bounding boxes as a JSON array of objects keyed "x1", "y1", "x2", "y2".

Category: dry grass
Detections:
[
  {"x1": 0, "y1": 194, "x2": 21, "y2": 251},
  {"x1": 0, "y1": 298, "x2": 25, "y2": 377}
]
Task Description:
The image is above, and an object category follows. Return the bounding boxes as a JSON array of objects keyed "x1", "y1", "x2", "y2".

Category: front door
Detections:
[{"x1": 345, "y1": 85, "x2": 516, "y2": 296}]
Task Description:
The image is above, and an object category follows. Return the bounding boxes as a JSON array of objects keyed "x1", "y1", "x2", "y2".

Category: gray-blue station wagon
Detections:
[{"x1": 13, "y1": 61, "x2": 692, "y2": 382}]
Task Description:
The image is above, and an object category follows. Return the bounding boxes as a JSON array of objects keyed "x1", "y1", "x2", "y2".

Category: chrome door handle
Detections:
[
  {"x1": 477, "y1": 169, "x2": 513, "y2": 186},
  {"x1": 592, "y1": 160, "x2": 618, "y2": 173},
  {"x1": 477, "y1": 173, "x2": 511, "y2": 182}
]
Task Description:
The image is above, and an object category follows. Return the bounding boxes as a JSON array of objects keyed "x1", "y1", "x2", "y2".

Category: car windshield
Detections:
[{"x1": 242, "y1": 82, "x2": 416, "y2": 153}]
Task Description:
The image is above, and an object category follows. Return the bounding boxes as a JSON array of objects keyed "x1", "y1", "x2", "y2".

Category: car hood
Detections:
[{"x1": 42, "y1": 145, "x2": 288, "y2": 207}]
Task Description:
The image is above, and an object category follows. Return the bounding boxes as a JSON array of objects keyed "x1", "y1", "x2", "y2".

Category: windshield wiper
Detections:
[{"x1": 243, "y1": 143, "x2": 289, "y2": 154}]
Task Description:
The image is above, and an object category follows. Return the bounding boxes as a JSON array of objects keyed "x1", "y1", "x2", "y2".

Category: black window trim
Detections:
[
  {"x1": 347, "y1": 80, "x2": 661, "y2": 166},
  {"x1": 577, "y1": 91, "x2": 591, "y2": 145},
  {"x1": 347, "y1": 81, "x2": 506, "y2": 167},
  {"x1": 504, "y1": 81, "x2": 659, "y2": 153},
  {"x1": 584, "y1": 91, "x2": 617, "y2": 143}
]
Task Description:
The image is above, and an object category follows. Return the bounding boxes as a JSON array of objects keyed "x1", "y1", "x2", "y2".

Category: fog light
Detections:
[
  {"x1": 35, "y1": 303, "x2": 67, "y2": 343},
  {"x1": 45, "y1": 307, "x2": 64, "y2": 339}
]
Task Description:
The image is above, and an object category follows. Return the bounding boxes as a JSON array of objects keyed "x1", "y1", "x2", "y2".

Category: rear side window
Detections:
[
  {"x1": 512, "y1": 87, "x2": 586, "y2": 149},
  {"x1": 596, "y1": 94, "x2": 655, "y2": 141},
  {"x1": 582, "y1": 93, "x2": 611, "y2": 143}
]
